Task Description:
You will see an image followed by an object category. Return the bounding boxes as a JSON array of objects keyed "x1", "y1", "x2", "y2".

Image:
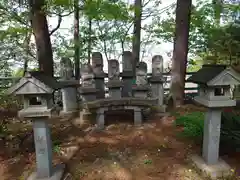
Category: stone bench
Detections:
[{"x1": 82, "y1": 97, "x2": 158, "y2": 129}]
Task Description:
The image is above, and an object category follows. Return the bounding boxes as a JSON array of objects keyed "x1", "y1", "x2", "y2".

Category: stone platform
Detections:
[
  {"x1": 27, "y1": 164, "x2": 65, "y2": 180},
  {"x1": 82, "y1": 97, "x2": 162, "y2": 129},
  {"x1": 190, "y1": 155, "x2": 232, "y2": 179}
]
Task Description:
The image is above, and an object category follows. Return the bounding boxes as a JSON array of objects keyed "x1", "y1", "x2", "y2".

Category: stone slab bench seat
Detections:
[
  {"x1": 83, "y1": 97, "x2": 158, "y2": 109},
  {"x1": 82, "y1": 97, "x2": 158, "y2": 129}
]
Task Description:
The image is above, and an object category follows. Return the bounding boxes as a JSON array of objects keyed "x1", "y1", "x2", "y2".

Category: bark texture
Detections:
[
  {"x1": 170, "y1": 0, "x2": 192, "y2": 107},
  {"x1": 29, "y1": 0, "x2": 54, "y2": 77}
]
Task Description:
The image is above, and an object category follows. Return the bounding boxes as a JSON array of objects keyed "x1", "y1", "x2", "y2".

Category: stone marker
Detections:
[
  {"x1": 59, "y1": 57, "x2": 78, "y2": 116},
  {"x1": 80, "y1": 63, "x2": 97, "y2": 102},
  {"x1": 149, "y1": 55, "x2": 165, "y2": 106},
  {"x1": 188, "y1": 65, "x2": 240, "y2": 179},
  {"x1": 7, "y1": 71, "x2": 65, "y2": 180},
  {"x1": 107, "y1": 59, "x2": 122, "y2": 98},
  {"x1": 92, "y1": 52, "x2": 105, "y2": 99},
  {"x1": 121, "y1": 51, "x2": 134, "y2": 97},
  {"x1": 133, "y1": 61, "x2": 149, "y2": 98}
]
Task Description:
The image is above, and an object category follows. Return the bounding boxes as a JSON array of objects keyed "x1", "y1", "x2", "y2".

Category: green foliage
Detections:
[
  {"x1": 0, "y1": 93, "x2": 22, "y2": 109},
  {"x1": 175, "y1": 112, "x2": 204, "y2": 139},
  {"x1": 220, "y1": 111, "x2": 240, "y2": 150},
  {"x1": 0, "y1": 119, "x2": 8, "y2": 138},
  {"x1": 152, "y1": 0, "x2": 240, "y2": 67},
  {"x1": 175, "y1": 110, "x2": 240, "y2": 152}
]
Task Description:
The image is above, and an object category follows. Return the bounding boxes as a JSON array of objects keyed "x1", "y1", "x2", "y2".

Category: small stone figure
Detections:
[
  {"x1": 81, "y1": 64, "x2": 95, "y2": 88},
  {"x1": 60, "y1": 57, "x2": 74, "y2": 80},
  {"x1": 122, "y1": 51, "x2": 133, "y2": 72},
  {"x1": 136, "y1": 62, "x2": 148, "y2": 86},
  {"x1": 108, "y1": 59, "x2": 120, "y2": 80},
  {"x1": 92, "y1": 52, "x2": 104, "y2": 74},
  {"x1": 152, "y1": 55, "x2": 163, "y2": 77}
]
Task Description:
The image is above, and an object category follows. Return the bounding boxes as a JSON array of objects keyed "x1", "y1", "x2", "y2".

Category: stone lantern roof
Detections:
[
  {"x1": 7, "y1": 71, "x2": 60, "y2": 95},
  {"x1": 188, "y1": 64, "x2": 240, "y2": 86}
]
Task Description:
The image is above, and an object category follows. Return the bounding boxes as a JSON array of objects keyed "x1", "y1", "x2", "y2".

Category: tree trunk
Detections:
[
  {"x1": 132, "y1": 0, "x2": 142, "y2": 73},
  {"x1": 87, "y1": 17, "x2": 92, "y2": 64},
  {"x1": 74, "y1": 0, "x2": 80, "y2": 79},
  {"x1": 170, "y1": 0, "x2": 192, "y2": 107},
  {"x1": 29, "y1": 0, "x2": 54, "y2": 77}
]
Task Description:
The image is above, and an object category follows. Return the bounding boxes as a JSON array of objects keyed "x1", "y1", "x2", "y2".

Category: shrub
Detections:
[
  {"x1": 174, "y1": 111, "x2": 204, "y2": 139},
  {"x1": 175, "y1": 110, "x2": 240, "y2": 152}
]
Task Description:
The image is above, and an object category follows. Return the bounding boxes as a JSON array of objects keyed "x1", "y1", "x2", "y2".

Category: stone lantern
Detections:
[
  {"x1": 7, "y1": 71, "x2": 65, "y2": 180},
  {"x1": 188, "y1": 64, "x2": 240, "y2": 179}
]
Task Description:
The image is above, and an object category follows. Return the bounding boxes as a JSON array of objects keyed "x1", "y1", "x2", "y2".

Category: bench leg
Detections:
[
  {"x1": 96, "y1": 108, "x2": 105, "y2": 129},
  {"x1": 134, "y1": 109, "x2": 142, "y2": 126}
]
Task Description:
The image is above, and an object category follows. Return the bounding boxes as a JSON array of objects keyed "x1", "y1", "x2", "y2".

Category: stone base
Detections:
[
  {"x1": 27, "y1": 164, "x2": 65, "y2": 180},
  {"x1": 190, "y1": 155, "x2": 232, "y2": 179},
  {"x1": 59, "y1": 110, "x2": 78, "y2": 117}
]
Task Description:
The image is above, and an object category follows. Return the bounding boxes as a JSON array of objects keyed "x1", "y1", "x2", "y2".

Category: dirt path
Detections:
[{"x1": 0, "y1": 111, "x2": 239, "y2": 180}]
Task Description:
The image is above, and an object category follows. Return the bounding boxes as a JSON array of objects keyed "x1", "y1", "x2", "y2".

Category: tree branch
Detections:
[{"x1": 49, "y1": 14, "x2": 62, "y2": 36}]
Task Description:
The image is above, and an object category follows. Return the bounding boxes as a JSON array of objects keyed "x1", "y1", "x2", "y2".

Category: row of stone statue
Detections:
[
  {"x1": 60, "y1": 51, "x2": 164, "y2": 85},
  {"x1": 59, "y1": 51, "x2": 165, "y2": 114}
]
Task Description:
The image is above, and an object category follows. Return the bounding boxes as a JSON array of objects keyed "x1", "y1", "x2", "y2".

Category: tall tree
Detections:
[
  {"x1": 132, "y1": 0, "x2": 142, "y2": 73},
  {"x1": 170, "y1": 0, "x2": 192, "y2": 107},
  {"x1": 29, "y1": 0, "x2": 54, "y2": 76},
  {"x1": 74, "y1": 0, "x2": 80, "y2": 79}
]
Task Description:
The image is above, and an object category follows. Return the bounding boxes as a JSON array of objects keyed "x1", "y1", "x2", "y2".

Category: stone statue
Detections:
[
  {"x1": 92, "y1": 52, "x2": 103, "y2": 74},
  {"x1": 136, "y1": 62, "x2": 148, "y2": 86},
  {"x1": 60, "y1": 57, "x2": 74, "y2": 80},
  {"x1": 152, "y1": 55, "x2": 163, "y2": 77},
  {"x1": 80, "y1": 64, "x2": 95, "y2": 87},
  {"x1": 108, "y1": 59, "x2": 120, "y2": 80},
  {"x1": 122, "y1": 51, "x2": 133, "y2": 72}
]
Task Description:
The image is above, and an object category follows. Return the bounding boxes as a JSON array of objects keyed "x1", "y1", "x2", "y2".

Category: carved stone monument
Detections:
[
  {"x1": 133, "y1": 61, "x2": 149, "y2": 98},
  {"x1": 92, "y1": 52, "x2": 105, "y2": 99},
  {"x1": 80, "y1": 63, "x2": 97, "y2": 102},
  {"x1": 59, "y1": 57, "x2": 78, "y2": 116},
  {"x1": 188, "y1": 64, "x2": 240, "y2": 179},
  {"x1": 121, "y1": 51, "x2": 134, "y2": 97},
  {"x1": 7, "y1": 71, "x2": 65, "y2": 180},
  {"x1": 149, "y1": 55, "x2": 165, "y2": 106},
  {"x1": 107, "y1": 59, "x2": 122, "y2": 98}
]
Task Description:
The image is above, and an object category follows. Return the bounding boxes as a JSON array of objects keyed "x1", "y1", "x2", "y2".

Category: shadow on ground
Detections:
[{"x1": 1, "y1": 105, "x2": 240, "y2": 180}]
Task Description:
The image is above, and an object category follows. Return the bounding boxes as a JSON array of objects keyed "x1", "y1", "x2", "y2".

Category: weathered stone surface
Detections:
[
  {"x1": 80, "y1": 64, "x2": 96, "y2": 102},
  {"x1": 152, "y1": 55, "x2": 163, "y2": 77},
  {"x1": 92, "y1": 52, "x2": 105, "y2": 99},
  {"x1": 122, "y1": 51, "x2": 133, "y2": 73},
  {"x1": 149, "y1": 55, "x2": 165, "y2": 105},
  {"x1": 27, "y1": 164, "x2": 65, "y2": 180},
  {"x1": 80, "y1": 64, "x2": 95, "y2": 88},
  {"x1": 108, "y1": 59, "x2": 120, "y2": 81},
  {"x1": 59, "y1": 57, "x2": 74, "y2": 80},
  {"x1": 121, "y1": 51, "x2": 134, "y2": 97},
  {"x1": 136, "y1": 61, "x2": 148, "y2": 86},
  {"x1": 83, "y1": 97, "x2": 158, "y2": 110},
  {"x1": 202, "y1": 109, "x2": 222, "y2": 165},
  {"x1": 190, "y1": 155, "x2": 231, "y2": 180},
  {"x1": 92, "y1": 52, "x2": 104, "y2": 75}
]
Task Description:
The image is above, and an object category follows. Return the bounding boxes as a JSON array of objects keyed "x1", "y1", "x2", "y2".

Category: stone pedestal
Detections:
[
  {"x1": 133, "y1": 106, "x2": 142, "y2": 126},
  {"x1": 95, "y1": 105, "x2": 143, "y2": 129},
  {"x1": 149, "y1": 76, "x2": 165, "y2": 106},
  {"x1": 107, "y1": 80, "x2": 122, "y2": 99},
  {"x1": 190, "y1": 108, "x2": 232, "y2": 179},
  {"x1": 80, "y1": 88, "x2": 97, "y2": 102},
  {"x1": 27, "y1": 118, "x2": 65, "y2": 180},
  {"x1": 133, "y1": 85, "x2": 149, "y2": 98},
  {"x1": 60, "y1": 87, "x2": 78, "y2": 116},
  {"x1": 190, "y1": 155, "x2": 231, "y2": 179},
  {"x1": 121, "y1": 71, "x2": 133, "y2": 97},
  {"x1": 96, "y1": 107, "x2": 106, "y2": 130},
  {"x1": 202, "y1": 108, "x2": 222, "y2": 165},
  {"x1": 94, "y1": 73, "x2": 105, "y2": 99}
]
